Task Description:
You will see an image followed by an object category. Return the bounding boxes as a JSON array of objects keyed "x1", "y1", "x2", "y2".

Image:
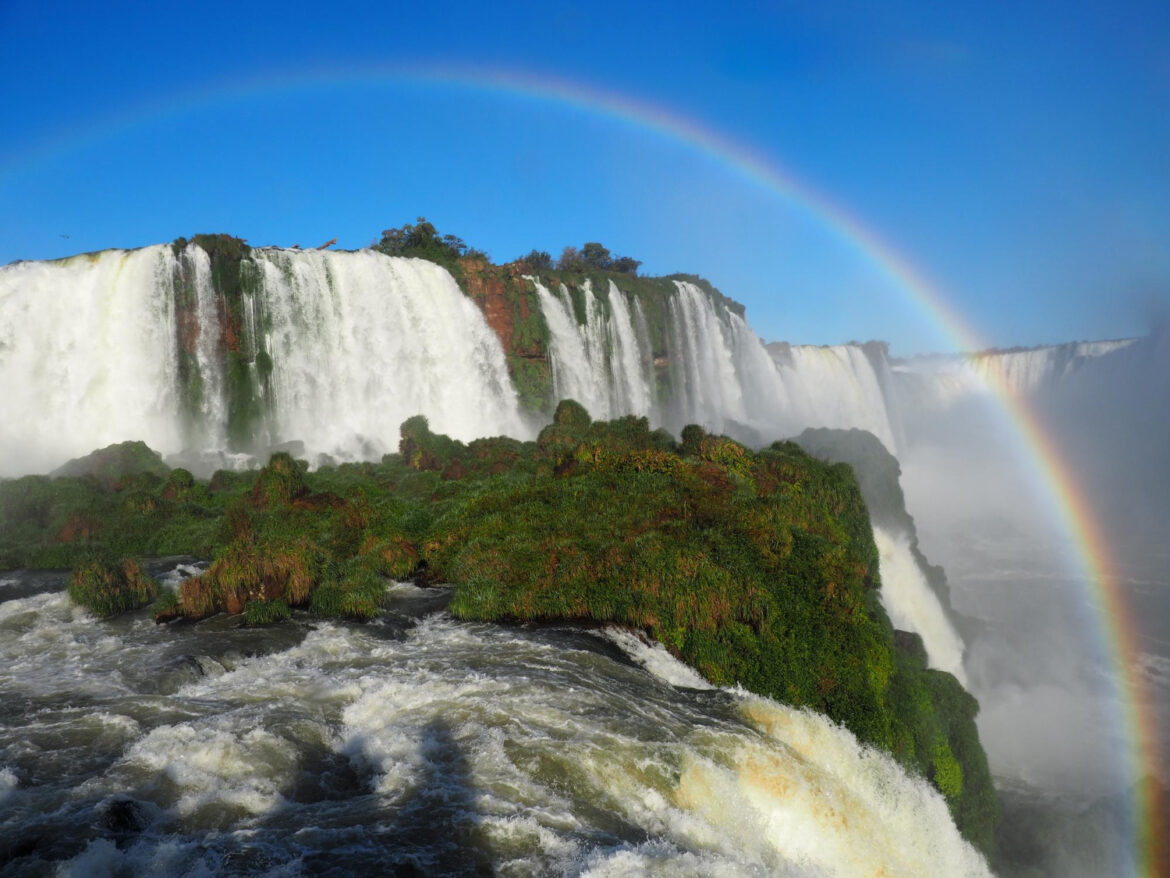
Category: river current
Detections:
[{"x1": 0, "y1": 562, "x2": 988, "y2": 877}]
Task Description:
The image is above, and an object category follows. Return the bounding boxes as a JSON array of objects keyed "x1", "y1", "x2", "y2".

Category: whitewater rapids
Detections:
[{"x1": 0, "y1": 566, "x2": 989, "y2": 877}]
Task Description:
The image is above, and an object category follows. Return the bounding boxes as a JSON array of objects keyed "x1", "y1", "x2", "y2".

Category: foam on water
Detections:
[
  {"x1": 601, "y1": 628, "x2": 714, "y2": 690},
  {"x1": 0, "y1": 584, "x2": 989, "y2": 876}
]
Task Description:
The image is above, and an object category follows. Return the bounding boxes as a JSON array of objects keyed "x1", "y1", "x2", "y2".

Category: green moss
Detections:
[{"x1": 933, "y1": 740, "x2": 964, "y2": 799}]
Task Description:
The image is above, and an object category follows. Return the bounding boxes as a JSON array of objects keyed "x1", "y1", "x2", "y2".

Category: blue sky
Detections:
[{"x1": 1, "y1": 0, "x2": 1167, "y2": 355}]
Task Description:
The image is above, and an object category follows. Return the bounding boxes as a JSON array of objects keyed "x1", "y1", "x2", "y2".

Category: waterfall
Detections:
[
  {"x1": 890, "y1": 338, "x2": 1140, "y2": 414},
  {"x1": 533, "y1": 273, "x2": 907, "y2": 451},
  {"x1": 530, "y1": 277, "x2": 654, "y2": 421},
  {"x1": 605, "y1": 280, "x2": 655, "y2": 416},
  {"x1": 252, "y1": 249, "x2": 527, "y2": 461},
  {"x1": 0, "y1": 246, "x2": 528, "y2": 476},
  {"x1": 874, "y1": 526, "x2": 967, "y2": 682},
  {"x1": 175, "y1": 243, "x2": 229, "y2": 449},
  {"x1": 768, "y1": 342, "x2": 900, "y2": 452},
  {"x1": 0, "y1": 247, "x2": 183, "y2": 476}
]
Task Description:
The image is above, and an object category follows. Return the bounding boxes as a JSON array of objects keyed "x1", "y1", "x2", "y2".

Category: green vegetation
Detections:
[
  {"x1": 373, "y1": 217, "x2": 486, "y2": 280},
  {"x1": 67, "y1": 556, "x2": 158, "y2": 618},
  {"x1": 170, "y1": 233, "x2": 270, "y2": 450},
  {"x1": 518, "y1": 249, "x2": 553, "y2": 270},
  {"x1": 557, "y1": 241, "x2": 642, "y2": 275},
  {"x1": 794, "y1": 427, "x2": 971, "y2": 640},
  {"x1": 886, "y1": 632, "x2": 999, "y2": 854},
  {"x1": 0, "y1": 407, "x2": 997, "y2": 855}
]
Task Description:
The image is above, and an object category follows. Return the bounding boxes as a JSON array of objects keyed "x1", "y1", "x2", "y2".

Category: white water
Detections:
[
  {"x1": 0, "y1": 571, "x2": 989, "y2": 877},
  {"x1": 0, "y1": 247, "x2": 529, "y2": 475},
  {"x1": 5, "y1": 244, "x2": 1109, "y2": 478},
  {"x1": 769, "y1": 343, "x2": 899, "y2": 452},
  {"x1": 535, "y1": 278, "x2": 903, "y2": 452},
  {"x1": 0, "y1": 248, "x2": 183, "y2": 475},
  {"x1": 254, "y1": 249, "x2": 528, "y2": 460},
  {"x1": 182, "y1": 244, "x2": 230, "y2": 449},
  {"x1": 874, "y1": 526, "x2": 967, "y2": 683},
  {"x1": 891, "y1": 339, "x2": 1138, "y2": 416},
  {"x1": 531, "y1": 277, "x2": 654, "y2": 422},
  {"x1": 2, "y1": 245, "x2": 1139, "y2": 477},
  {"x1": 665, "y1": 281, "x2": 789, "y2": 437}
]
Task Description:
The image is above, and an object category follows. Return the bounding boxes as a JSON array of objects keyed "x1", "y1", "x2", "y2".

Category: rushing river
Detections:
[{"x1": 0, "y1": 562, "x2": 987, "y2": 877}]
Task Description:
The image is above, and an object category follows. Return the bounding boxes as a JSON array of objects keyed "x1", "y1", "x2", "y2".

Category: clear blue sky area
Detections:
[{"x1": 1, "y1": 0, "x2": 1167, "y2": 354}]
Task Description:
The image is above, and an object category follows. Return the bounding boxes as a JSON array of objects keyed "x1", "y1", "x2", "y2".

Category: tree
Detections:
[
  {"x1": 582, "y1": 242, "x2": 612, "y2": 270},
  {"x1": 557, "y1": 246, "x2": 583, "y2": 271},
  {"x1": 374, "y1": 218, "x2": 482, "y2": 264},
  {"x1": 611, "y1": 256, "x2": 641, "y2": 275},
  {"x1": 520, "y1": 250, "x2": 553, "y2": 270}
]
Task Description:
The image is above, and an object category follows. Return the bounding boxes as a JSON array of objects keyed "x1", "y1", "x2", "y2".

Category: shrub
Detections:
[
  {"x1": 68, "y1": 557, "x2": 158, "y2": 618},
  {"x1": 244, "y1": 598, "x2": 291, "y2": 625},
  {"x1": 251, "y1": 452, "x2": 308, "y2": 507}
]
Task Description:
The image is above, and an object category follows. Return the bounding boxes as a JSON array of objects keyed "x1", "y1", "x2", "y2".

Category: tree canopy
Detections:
[{"x1": 374, "y1": 217, "x2": 486, "y2": 264}]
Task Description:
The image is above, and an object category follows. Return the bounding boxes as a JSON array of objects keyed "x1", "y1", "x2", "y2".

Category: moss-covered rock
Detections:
[{"x1": 51, "y1": 441, "x2": 169, "y2": 489}]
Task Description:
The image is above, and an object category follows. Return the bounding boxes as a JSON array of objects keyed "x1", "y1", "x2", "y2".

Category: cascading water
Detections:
[
  {"x1": 889, "y1": 338, "x2": 1139, "y2": 416},
  {"x1": 665, "y1": 281, "x2": 777, "y2": 435},
  {"x1": 0, "y1": 248, "x2": 184, "y2": 476},
  {"x1": 874, "y1": 526, "x2": 967, "y2": 682},
  {"x1": 768, "y1": 343, "x2": 900, "y2": 452},
  {"x1": 253, "y1": 249, "x2": 528, "y2": 460},
  {"x1": 176, "y1": 243, "x2": 230, "y2": 450},
  {"x1": 530, "y1": 277, "x2": 654, "y2": 422},
  {"x1": 533, "y1": 276, "x2": 905, "y2": 452},
  {"x1": 0, "y1": 247, "x2": 529, "y2": 476}
]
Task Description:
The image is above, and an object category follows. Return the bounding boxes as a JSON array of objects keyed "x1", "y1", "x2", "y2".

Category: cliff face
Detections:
[{"x1": 457, "y1": 258, "x2": 554, "y2": 412}]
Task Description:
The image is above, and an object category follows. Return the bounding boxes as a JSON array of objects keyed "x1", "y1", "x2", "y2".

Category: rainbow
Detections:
[{"x1": 3, "y1": 63, "x2": 1164, "y2": 873}]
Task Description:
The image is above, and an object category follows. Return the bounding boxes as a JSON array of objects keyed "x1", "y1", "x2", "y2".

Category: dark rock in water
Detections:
[
  {"x1": 152, "y1": 653, "x2": 210, "y2": 694},
  {"x1": 100, "y1": 798, "x2": 147, "y2": 833},
  {"x1": 0, "y1": 833, "x2": 43, "y2": 864}
]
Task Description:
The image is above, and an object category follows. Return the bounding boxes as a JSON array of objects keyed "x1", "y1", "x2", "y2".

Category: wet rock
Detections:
[{"x1": 101, "y1": 798, "x2": 146, "y2": 834}]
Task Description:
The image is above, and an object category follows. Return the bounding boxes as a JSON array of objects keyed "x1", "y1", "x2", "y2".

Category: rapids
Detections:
[{"x1": 0, "y1": 565, "x2": 989, "y2": 877}]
